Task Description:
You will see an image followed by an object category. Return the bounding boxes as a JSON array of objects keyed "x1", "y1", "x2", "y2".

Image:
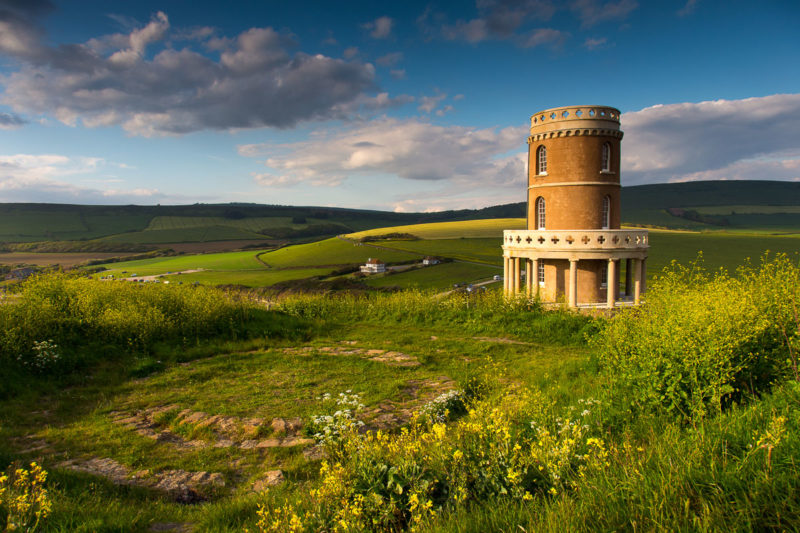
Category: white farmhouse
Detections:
[{"x1": 360, "y1": 258, "x2": 386, "y2": 274}]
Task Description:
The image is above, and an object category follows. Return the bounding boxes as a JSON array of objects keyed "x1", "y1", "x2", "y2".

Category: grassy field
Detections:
[
  {"x1": 257, "y1": 238, "x2": 421, "y2": 268},
  {"x1": 347, "y1": 218, "x2": 526, "y2": 240},
  {"x1": 96, "y1": 250, "x2": 269, "y2": 276},
  {"x1": 1, "y1": 269, "x2": 798, "y2": 531},
  {"x1": 88, "y1": 220, "x2": 800, "y2": 290},
  {"x1": 364, "y1": 262, "x2": 501, "y2": 290}
]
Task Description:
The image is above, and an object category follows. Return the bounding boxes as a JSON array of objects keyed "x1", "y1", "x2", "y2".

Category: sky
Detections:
[{"x1": 0, "y1": 0, "x2": 798, "y2": 212}]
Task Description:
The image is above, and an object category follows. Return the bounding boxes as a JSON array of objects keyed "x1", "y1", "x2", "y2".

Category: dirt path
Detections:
[{"x1": 122, "y1": 269, "x2": 205, "y2": 282}]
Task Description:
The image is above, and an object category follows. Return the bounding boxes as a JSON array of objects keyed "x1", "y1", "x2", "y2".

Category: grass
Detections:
[
  {"x1": 347, "y1": 218, "x2": 526, "y2": 240},
  {"x1": 364, "y1": 262, "x2": 501, "y2": 290},
  {"x1": 257, "y1": 237, "x2": 420, "y2": 268},
  {"x1": 176, "y1": 268, "x2": 333, "y2": 287},
  {"x1": 1, "y1": 271, "x2": 798, "y2": 531},
  {"x1": 102, "y1": 225, "x2": 266, "y2": 244},
  {"x1": 96, "y1": 250, "x2": 269, "y2": 276}
]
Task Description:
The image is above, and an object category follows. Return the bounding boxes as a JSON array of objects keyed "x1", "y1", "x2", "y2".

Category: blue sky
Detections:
[{"x1": 0, "y1": 0, "x2": 798, "y2": 211}]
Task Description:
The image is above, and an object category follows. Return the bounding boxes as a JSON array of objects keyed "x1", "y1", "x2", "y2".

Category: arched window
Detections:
[
  {"x1": 601, "y1": 142, "x2": 611, "y2": 172},
  {"x1": 536, "y1": 145, "x2": 547, "y2": 175},
  {"x1": 602, "y1": 195, "x2": 610, "y2": 229},
  {"x1": 535, "y1": 196, "x2": 546, "y2": 230}
]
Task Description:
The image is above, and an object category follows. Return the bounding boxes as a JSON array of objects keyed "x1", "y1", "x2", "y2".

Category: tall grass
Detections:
[
  {"x1": 0, "y1": 274, "x2": 254, "y2": 376},
  {"x1": 276, "y1": 289, "x2": 596, "y2": 345}
]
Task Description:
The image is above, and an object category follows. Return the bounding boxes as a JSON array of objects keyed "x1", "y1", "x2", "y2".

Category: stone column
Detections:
[
  {"x1": 532, "y1": 258, "x2": 540, "y2": 299},
  {"x1": 525, "y1": 259, "x2": 533, "y2": 297},
  {"x1": 513, "y1": 257, "x2": 521, "y2": 294},
  {"x1": 503, "y1": 257, "x2": 509, "y2": 295},
  {"x1": 634, "y1": 258, "x2": 642, "y2": 305},
  {"x1": 607, "y1": 259, "x2": 617, "y2": 309},
  {"x1": 641, "y1": 258, "x2": 647, "y2": 293},
  {"x1": 625, "y1": 258, "x2": 632, "y2": 297},
  {"x1": 568, "y1": 259, "x2": 578, "y2": 308}
]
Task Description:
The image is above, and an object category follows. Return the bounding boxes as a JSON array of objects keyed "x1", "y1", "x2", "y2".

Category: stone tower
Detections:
[{"x1": 502, "y1": 105, "x2": 648, "y2": 308}]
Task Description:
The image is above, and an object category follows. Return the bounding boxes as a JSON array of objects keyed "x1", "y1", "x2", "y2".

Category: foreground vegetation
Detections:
[{"x1": 2, "y1": 255, "x2": 800, "y2": 531}]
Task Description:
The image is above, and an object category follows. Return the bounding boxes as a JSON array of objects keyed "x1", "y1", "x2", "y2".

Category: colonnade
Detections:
[{"x1": 503, "y1": 256, "x2": 646, "y2": 308}]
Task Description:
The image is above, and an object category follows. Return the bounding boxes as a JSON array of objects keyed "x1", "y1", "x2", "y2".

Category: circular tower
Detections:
[{"x1": 502, "y1": 105, "x2": 648, "y2": 308}]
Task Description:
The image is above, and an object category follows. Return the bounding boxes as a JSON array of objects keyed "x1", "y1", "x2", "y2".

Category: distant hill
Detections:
[
  {"x1": 0, "y1": 201, "x2": 528, "y2": 245},
  {"x1": 1, "y1": 180, "x2": 798, "y2": 247}
]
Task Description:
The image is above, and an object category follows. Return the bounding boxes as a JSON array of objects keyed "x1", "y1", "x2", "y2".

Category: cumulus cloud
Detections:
[
  {"x1": 238, "y1": 118, "x2": 527, "y2": 199},
  {"x1": 422, "y1": 0, "x2": 560, "y2": 45},
  {"x1": 583, "y1": 37, "x2": 608, "y2": 49},
  {"x1": 375, "y1": 51, "x2": 403, "y2": 66},
  {"x1": 622, "y1": 94, "x2": 800, "y2": 185},
  {"x1": 0, "y1": 152, "x2": 170, "y2": 203},
  {"x1": 0, "y1": 10, "x2": 388, "y2": 136},
  {"x1": 0, "y1": 111, "x2": 26, "y2": 129},
  {"x1": 362, "y1": 16, "x2": 394, "y2": 39},
  {"x1": 570, "y1": 0, "x2": 639, "y2": 28}
]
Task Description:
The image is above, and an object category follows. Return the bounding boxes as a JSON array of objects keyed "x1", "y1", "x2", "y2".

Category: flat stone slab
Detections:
[{"x1": 57, "y1": 457, "x2": 223, "y2": 503}]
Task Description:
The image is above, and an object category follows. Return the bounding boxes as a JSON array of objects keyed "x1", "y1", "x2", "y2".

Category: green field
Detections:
[
  {"x1": 91, "y1": 219, "x2": 800, "y2": 289},
  {"x1": 348, "y1": 218, "x2": 526, "y2": 240},
  {"x1": 97, "y1": 250, "x2": 269, "y2": 276},
  {"x1": 257, "y1": 237, "x2": 421, "y2": 268},
  {"x1": 364, "y1": 262, "x2": 501, "y2": 290},
  {"x1": 0, "y1": 209, "x2": 152, "y2": 242}
]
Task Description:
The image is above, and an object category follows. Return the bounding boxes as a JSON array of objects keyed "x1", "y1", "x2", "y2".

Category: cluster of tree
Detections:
[{"x1": 258, "y1": 223, "x2": 353, "y2": 239}]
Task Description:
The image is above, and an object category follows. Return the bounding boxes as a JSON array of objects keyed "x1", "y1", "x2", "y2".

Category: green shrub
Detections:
[
  {"x1": 593, "y1": 255, "x2": 800, "y2": 421},
  {"x1": 0, "y1": 273, "x2": 254, "y2": 370}
]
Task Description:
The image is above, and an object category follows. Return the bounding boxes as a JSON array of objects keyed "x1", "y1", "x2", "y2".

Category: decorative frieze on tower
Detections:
[{"x1": 502, "y1": 105, "x2": 648, "y2": 308}]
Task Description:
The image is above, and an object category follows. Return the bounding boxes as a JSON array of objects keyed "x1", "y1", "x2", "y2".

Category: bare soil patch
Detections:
[
  {"x1": 0, "y1": 252, "x2": 141, "y2": 267},
  {"x1": 282, "y1": 344, "x2": 421, "y2": 367}
]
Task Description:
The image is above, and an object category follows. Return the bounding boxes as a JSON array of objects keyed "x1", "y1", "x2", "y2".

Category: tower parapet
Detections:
[{"x1": 502, "y1": 105, "x2": 648, "y2": 308}]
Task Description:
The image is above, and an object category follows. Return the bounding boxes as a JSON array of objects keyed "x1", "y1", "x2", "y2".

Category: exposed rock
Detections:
[
  {"x1": 57, "y1": 457, "x2": 224, "y2": 503},
  {"x1": 148, "y1": 523, "x2": 193, "y2": 532},
  {"x1": 252, "y1": 470, "x2": 285, "y2": 492},
  {"x1": 473, "y1": 336, "x2": 529, "y2": 345},
  {"x1": 282, "y1": 345, "x2": 420, "y2": 367}
]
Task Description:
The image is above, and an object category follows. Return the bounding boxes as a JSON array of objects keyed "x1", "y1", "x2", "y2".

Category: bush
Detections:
[
  {"x1": 593, "y1": 255, "x2": 800, "y2": 421},
  {"x1": 0, "y1": 273, "x2": 255, "y2": 371}
]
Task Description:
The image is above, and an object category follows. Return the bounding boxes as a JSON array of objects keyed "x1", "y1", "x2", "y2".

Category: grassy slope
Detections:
[
  {"x1": 364, "y1": 262, "x2": 501, "y2": 290},
  {"x1": 257, "y1": 237, "x2": 420, "y2": 268},
  {"x1": 347, "y1": 218, "x2": 526, "y2": 240}
]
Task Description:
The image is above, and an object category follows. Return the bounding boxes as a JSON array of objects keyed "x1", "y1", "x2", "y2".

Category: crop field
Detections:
[
  {"x1": 364, "y1": 262, "x2": 501, "y2": 290},
  {"x1": 348, "y1": 218, "x2": 526, "y2": 240},
  {"x1": 257, "y1": 237, "x2": 420, "y2": 268},
  {"x1": 102, "y1": 225, "x2": 266, "y2": 244},
  {"x1": 0, "y1": 252, "x2": 140, "y2": 268},
  {"x1": 0, "y1": 211, "x2": 152, "y2": 242}
]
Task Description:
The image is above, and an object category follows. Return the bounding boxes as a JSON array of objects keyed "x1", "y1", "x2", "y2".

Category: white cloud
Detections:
[
  {"x1": 622, "y1": 94, "x2": 800, "y2": 185},
  {"x1": 0, "y1": 10, "x2": 388, "y2": 136},
  {"x1": 376, "y1": 52, "x2": 403, "y2": 66},
  {"x1": 239, "y1": 118, "x2": 527, "y2": 205},
  {"x1": 418, "y1": 93, "x2": 448, "y2": 113},
  {"x1": 362, "y1": 16, "x2": 394, "y2": 39},
  {"x1": 0, "y1": 152, "x2": 170, "y2": 203}
]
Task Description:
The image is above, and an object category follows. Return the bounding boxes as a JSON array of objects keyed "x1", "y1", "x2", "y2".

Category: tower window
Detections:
[
  {"x1": 538, "y1": 261, "x2": 545, "y2": 286},
  {"x1": 535, "y1": 196, "x2": 546, "y2": 230},
  {"x1": 602, "y1": 195, "x2": 610, "y2": 229},
  {"x1": 537, "y1": 145, "x2": 547, "y2": 175},
  {"x1": 601, "y1": 142, "x2": 611, "y2": 172}
]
